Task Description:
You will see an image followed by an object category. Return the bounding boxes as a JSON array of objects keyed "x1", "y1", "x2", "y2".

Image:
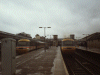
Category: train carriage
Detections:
[
  {"x1": 61, "y1": 38, "x2": 76, "y2": 54},
  {"x1": 16, "y1": 39, "x2": 36, "y2": 54},
  {"x1": 16, "y1": 39, "x2": 46, "y2": 54}
]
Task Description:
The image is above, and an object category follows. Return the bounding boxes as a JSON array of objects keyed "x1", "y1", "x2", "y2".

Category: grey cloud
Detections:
[{"x1": 0, "y1": 0, "x2": 100, "y2": 38}]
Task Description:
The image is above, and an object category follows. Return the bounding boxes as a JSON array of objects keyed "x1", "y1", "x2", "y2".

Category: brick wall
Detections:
[{"x1": 87, "y1": 40, "x2": 100, "y2": 49}]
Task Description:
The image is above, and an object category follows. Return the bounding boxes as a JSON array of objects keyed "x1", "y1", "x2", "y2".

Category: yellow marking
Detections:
[
  {"x1": 62, "y1": 38, "x2": 74, "y2": 41},
  {"x1": 18, "y1": 39, "x2": 30, "y2": 42}
]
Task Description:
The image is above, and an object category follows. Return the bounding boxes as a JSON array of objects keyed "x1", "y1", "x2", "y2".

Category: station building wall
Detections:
[{"x1": 87, "y1": 39, "x2": 100, "y2": 49}]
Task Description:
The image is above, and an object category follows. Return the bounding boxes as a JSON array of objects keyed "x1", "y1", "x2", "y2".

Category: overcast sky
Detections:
[{"x1": 0, "y1": 0, "x2": 100, "y2": 39}]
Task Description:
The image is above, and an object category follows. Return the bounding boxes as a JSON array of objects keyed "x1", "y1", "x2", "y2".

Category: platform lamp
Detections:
[{"x1": 39, "y1": 27, "x2": 51, "y2": 52}]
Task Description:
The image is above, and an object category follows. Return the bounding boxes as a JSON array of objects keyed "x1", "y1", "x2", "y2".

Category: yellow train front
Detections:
[
  {"x1": 61, "y1": 38, "x2": 76, "y2": 54},
  {"x1": 16, "y1": 39, "x2": 45, "y2": 54},
  {"x1": 16, "y1": 39, "x2": 36, "y2": 54}
]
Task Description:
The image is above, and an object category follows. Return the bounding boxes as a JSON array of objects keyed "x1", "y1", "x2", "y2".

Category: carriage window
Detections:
[
  {"x1": 62, "y1": 41, "x2": 75, "y2": 46},
  {"x1": 17, "y1": 42, "x2": 30, "y2": 46}
]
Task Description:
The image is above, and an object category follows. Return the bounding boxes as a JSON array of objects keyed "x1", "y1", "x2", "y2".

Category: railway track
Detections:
[{"x1": 63, "y1": 52, "x2": 100, "y2": 75}]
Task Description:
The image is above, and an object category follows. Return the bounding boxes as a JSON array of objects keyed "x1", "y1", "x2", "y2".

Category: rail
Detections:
[{"x1": 62, "y1": 52, "x2": 100, "y2": 75}]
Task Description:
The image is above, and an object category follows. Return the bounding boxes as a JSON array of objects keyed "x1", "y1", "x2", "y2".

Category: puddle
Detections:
[
  {"x1": 27, "y1": 72, "x2": 44, "y2": 75},
  {"x1": 51, "y1": 48, "x2": 58, "y2": 75},
  {"x1": 16, "y1": 56, "x2": 21, "y2": 59},
  {"x1": 16, "y1": 69, "x2": 22, "y2": 74},
  {"x1": 35, "y1": 55, "x2": 42, "y2": 59}
]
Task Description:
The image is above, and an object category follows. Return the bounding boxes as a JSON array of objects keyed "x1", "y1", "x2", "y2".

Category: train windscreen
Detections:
[
  {"x1": 62, "y1": 41, "x2": 75, "y2": 46},
  {"x1": 17, "y1": 41, "x2": 30, "y2": 46}
]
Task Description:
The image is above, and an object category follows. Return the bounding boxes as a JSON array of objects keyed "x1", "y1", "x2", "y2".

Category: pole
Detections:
[
  {"x1": 44, "y1": 27, "x2": 46, "y2": 52},
  {"x1": 86, "y1": 36, "x2": 87, "y2": 50},
  {"x1": 50, "y1": 35, "x2": 51, "y2": 47},
  {"x1": 39, "y1": 27, "x2": 51, "y2": 52}
]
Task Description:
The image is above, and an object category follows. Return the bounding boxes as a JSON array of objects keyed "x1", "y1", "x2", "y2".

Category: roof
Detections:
[
  {"x1": 18, "y1": 39, "x2": 30, "y2": 42},
  {"x1": 62, "y1": 38, "x2": 74, "y2": 41},
  {"x1": 0, "y1": 31, "x2": 32, "y2": 40},
  {"x1": 81, "y1": 32, "x2": 100, "y2": 41},
  {"x1": 88, "y1": 32, "x2": 100, "y2": 41}
]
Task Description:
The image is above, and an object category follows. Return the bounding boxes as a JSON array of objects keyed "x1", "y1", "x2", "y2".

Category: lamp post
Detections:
[
  {"x1": 39, "y1": 27, "x2": 51, "y2": 52},
  {"x1": 83, "y1": 34, "x2": 89, "y2": 50},
  {"x1": 76, "y1": 37, "x2": 81, "y2": 46},
  {"x1": 50, "y1": 35, "x2": 51, "y2": 47},
  {"x1": 47, "y1": 35, "x2": 52, "y2": 48}
]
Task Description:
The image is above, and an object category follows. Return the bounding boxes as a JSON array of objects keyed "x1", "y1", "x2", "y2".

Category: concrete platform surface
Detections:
[
  {"x1": 52, "y1": 47, "x2": 69, "y2": 75},
  {"x1": 16, "y1": 46, "x2": 69, "y2": 75},
  {"x1": 77, "y1": 46, "x2": 100, "y2": 54}
]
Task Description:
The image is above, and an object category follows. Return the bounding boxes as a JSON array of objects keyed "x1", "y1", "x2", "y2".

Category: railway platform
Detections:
[
  {"x1": 77, "y1": 46, "x2": 100, "y2": 54},
  {"x1": 16, "y1": 46, "x2": 69, "y2": 75}
]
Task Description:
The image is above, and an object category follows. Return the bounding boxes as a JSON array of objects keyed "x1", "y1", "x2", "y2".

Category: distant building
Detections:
[
  {"x1": 87, "y1": 32, "x2": 100, "y2": 49},
  {"x1": 16, "y1": 32, "x2": 32, "y2": 38},
  {"x1": 40, "y1": 36, "x2": 45, "y2": 41},
  {"x1": 53, "y1": 35, "x2": 58, "y2": 46},
  {"x1": 53, "y1": 35, "x2": 58, "y2": 40},
  {"x1": 70, "y1": 34, "x2": 75, "y2": 39},
  {"x1": 80, "y1": 32, "x2": 100, "y2": 49},
  {"x1": 40, "y1": 36, "x2": 45, "y2": 40},
  {"x1": 35, "y1": 34, "x2": 40, "y2": 39}
]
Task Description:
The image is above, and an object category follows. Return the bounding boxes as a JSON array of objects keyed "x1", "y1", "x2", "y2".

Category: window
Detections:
[
  {"x1": 62, "y1": 41, "x2": 75, "y2": 46},
  {"x1": 17, "y1": 41, "x2": 30, "y2": 46}
]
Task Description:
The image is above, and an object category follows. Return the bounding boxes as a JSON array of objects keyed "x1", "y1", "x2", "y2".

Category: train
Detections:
[
  {"x1": 16, "y1": 39, "x2": 48, "y2": 54},
  {"x1": 60, "y1": 38, "x2": 76, "y2": 54}
]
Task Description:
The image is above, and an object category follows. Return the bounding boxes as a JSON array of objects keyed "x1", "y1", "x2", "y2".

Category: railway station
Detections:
[
  {"x1": 0, "y1": 31, "x2": 100, "y2": 75},
  {"x1": 1, "y1": 0, "x2": 100, "y2": 74}
]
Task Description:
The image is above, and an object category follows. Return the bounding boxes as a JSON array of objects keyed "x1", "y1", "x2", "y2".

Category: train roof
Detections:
[
  {"x1": 62, "y1": 38, "x2": 74, "y2": 41},
  {"x1": 18, "y1": 39, "x2": 30, "y2": 42},
  {"x1": 18, "y1": 39, "x2": 46, "y2": 43},
  {"x1": 37, "y1": 41, "x2": 45, "y2": 43}
]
